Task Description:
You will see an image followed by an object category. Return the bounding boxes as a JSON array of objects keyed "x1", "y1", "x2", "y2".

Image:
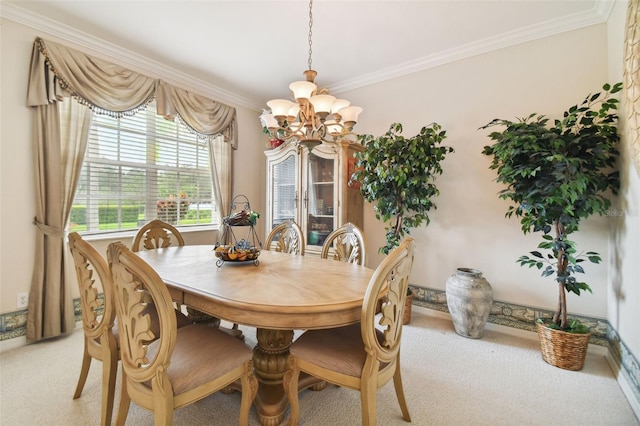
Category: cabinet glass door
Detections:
[
  {"x1": 270, "y1": 154, "x2": 297, "y2": 231},
  {"x1": 306, "y1": 152, "x2": 335, "y2": 247}
]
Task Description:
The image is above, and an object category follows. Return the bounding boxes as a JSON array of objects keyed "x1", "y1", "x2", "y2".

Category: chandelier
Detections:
[{"x1": 259, "y1": 0, "x2": 363, "y2": 151}]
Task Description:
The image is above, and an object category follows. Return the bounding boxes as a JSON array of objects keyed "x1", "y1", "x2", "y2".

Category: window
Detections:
[{"x1": 71, "y1": 102, "x2": 219, "y2": 234}]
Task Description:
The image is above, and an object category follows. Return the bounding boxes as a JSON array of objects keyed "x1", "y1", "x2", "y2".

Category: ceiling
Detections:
[{"x1": 2, "y1": 1, "x2": 613, "y2": 110}]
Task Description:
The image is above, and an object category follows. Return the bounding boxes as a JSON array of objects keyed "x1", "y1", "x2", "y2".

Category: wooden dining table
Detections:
[{"x1": 135, "y1": 245, "x2": 374, "y2": 426}]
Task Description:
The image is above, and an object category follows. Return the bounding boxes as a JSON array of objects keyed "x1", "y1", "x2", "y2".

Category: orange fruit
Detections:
[{"x1": 227, "y1": 246, "x2": 238, "y2": 260}]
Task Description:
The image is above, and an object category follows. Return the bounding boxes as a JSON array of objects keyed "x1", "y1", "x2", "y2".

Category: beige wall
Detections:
[
  {"x1": 349, "y1": 23, "x2": 612, "y2": 316},
  {"x1": 607, "y1": 0, "x2": 640, "y2": 358},
  {"x1": 1, "y1": 6, "x2": 638, "y2": 364}
]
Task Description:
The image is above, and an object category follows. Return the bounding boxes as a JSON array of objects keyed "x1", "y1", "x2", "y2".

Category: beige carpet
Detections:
[{"x1": 0, "y1": 307, "x2": 638, "y2": 426}]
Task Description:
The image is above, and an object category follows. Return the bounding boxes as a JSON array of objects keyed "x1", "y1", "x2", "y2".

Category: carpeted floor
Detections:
[{"x1": 0, "y1": 306, "x2": 638, "y2": 425}]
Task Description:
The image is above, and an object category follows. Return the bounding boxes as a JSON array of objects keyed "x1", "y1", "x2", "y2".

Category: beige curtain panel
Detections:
[{"x1": 26, "y1": 37, "x2": 236, "y2": 342}]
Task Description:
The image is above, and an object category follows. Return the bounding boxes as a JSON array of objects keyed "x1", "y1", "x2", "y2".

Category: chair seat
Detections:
[
  {"x1": 291, "y1": 324, "x2": 385, "y2": 378},
  {"x1": 146, "y1": 324, "x2": 254, "y2": 395}
]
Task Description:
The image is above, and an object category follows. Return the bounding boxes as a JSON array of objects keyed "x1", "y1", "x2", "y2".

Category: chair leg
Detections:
[
  {"x1": 73, "y1": 341, "x2": 92, "y2": 399},
  {"x1": 283, "y1": 359, "x2": 301, "y2": 426},
  {"x1": 152, "y1": 373, "x2": 174, "y2": 426},
  {"x1": 154, "y1": 404, "x2": 173, "y2": 426},
  {"x1": 239, "y1": 362, "x2": 258, "y2": 426},
  {"x1": 115, "y1": 378, "x2": 131, "y2": 426},
  {"x1": 100, "y1": 350, "x2": 118, "y2": 426},
  {"x1": 392, "y1": 366, "x2": 411, "y2": 422},
  {"x1": 360, "y1": 377, "x2": 377, "y2": 426}
]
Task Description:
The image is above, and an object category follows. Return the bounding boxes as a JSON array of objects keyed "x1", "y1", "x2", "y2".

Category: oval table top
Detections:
[{"x1": 135, "y1": 245, "x2": 375, "y2": 330}]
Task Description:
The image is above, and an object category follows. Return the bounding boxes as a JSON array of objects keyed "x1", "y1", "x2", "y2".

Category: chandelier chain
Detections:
[{"x1": 308, "y1": 0, "x2": 313, "y2": 71}]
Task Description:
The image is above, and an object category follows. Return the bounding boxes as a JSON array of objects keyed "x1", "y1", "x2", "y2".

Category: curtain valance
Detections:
[
  {"x1": 156, "y1": 81, "x2": 237, "y2": 147},
  {"x1": 27, "y1": 37, "x2": 237, "y2": 148}
]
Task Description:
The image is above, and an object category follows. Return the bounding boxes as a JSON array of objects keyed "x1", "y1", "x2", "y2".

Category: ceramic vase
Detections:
[{"x1": 445, "y1": 268, "x2": 493, "y2": 338}]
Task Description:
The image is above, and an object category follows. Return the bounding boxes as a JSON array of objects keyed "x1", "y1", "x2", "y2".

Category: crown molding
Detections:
[
  {"x1": 0, "y1": 2, "x2": 263, "y2": 111},
  {"x1": 329, "y1": 0, "x2": 615, "y2": 95},
  {"x1": 2, "y1": 1, "x2": 615, "y2": 106}
]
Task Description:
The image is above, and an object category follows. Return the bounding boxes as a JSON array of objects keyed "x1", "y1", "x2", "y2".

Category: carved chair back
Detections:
[
  {"x1": 265, "y1": 219, "x2": 305, "y2": 255},
  {"x1": 131, "y1": 219, "x2": 185, "y2": 252},
  {"x1": 320, "y1": 222, "x2": 366, "y2": 265}
]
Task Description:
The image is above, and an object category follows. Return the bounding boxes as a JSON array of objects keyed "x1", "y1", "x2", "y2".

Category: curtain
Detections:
[
  {"x1": 156, "y1": 81, "x2": 238, "y2": 148},
  {"x1": 26, "y1": 37, "x2": 238, "y2": 341},
  {"x1": 209, "y1": 136, "x2": 233, "y2": 222},
  {"x1": 625, "y1": 0, "x2": 640, "y2": 177},
  {"x1": 27, "y1": 97, "x2": 92, "y2": 341}
]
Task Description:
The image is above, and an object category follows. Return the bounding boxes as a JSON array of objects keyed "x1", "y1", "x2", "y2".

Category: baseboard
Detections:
[
  {"x1": 413, "y1": 304, "x2": 607, "y2": 353},
  {"x1": 0, "y1": 335, "x2": 27, "y2": 352},
  {"x1": 606, "y1": 350, "x2": 640, "y2": 420}
]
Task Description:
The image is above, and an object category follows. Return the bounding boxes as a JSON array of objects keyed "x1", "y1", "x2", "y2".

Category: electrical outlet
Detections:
[{"x1": 17, "y1": 292, "x2": 29, "y2": 309}]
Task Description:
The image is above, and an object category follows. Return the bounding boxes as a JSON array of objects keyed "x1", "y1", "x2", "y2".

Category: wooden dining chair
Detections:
[
  {"x1": 320, "y1": 222, "x2": 367, "y2": 265},
  {"x1": 69, "y1": 232, "x2": 193, "y2": 425},
  {"x1": 131, "y1": 218, "x2": 184, "y2": 252},
  {"x1": 283, "y1": 238, "x2": 416, "y2": 426},
  {"x1": 68, "y1": 232, "x2": 119, "y2": 426},
  {"x1": 265, "y1": 220, "x2": 305, "y2": 255},
  {"x1": 107, "y1": 242, "x2": 258, "y2": 426}
]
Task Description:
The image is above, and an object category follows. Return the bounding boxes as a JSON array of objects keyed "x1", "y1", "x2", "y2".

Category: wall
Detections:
[
  {"x1": 0, "y1": 18, "x2": 265, "y2": 314},
  {"x1": 607, "y1": 0, "x2": 640, "y2": 370},
  {"x1": 347, "y1": 24, "x2": 613, "y2": 319}
]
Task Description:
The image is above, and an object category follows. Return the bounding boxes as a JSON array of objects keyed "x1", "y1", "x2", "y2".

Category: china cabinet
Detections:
[{"x1": 265, "y1": 140, "x2": 363, "y2": 256}]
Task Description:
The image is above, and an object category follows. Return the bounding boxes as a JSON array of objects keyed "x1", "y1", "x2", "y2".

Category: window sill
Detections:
[{"x1": 79, "y1": 224, "x2": 220, "y2": 243}]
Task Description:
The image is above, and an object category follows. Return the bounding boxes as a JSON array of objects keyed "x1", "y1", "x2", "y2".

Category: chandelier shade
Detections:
[
  {"x1": 289, "y1": 81, "x2": 316, "y2": 100},
  {"x1": 260, "y1": 0, "x2": 362, "y2": 150}
]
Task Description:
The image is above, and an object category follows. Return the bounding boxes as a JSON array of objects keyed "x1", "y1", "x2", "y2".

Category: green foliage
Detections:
[
  {"x1": 536, "y1": 318, "x2": 589, "y2": 334},
  {"x1": 98, "y1": 205, "x2": 141, "y2": 224},
  {"x1": 352, "y1": 122, "x2": 454, "y2": 254},
  {"x1": 70, "y1": 205, "x2": 87, "y2": 226},
  {"x1": 517, "y1": 234, "x2": 597, "y2": 296},
  {"x1": 481, "y1": 83, "x2": 621, "y2": 331}
]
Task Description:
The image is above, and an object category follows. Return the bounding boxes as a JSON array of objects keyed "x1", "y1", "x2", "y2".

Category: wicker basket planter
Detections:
[{"x1": 536, "y1": 322, "x2": 591, "y2": 371}]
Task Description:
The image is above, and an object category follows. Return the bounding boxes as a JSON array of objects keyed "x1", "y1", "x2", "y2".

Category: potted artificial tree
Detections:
[
  {"x1": 351, "y1": 122, "x2": 454, "y2": 323},
  {"x1": 481, "y1": 82, "x2": 621, "y2": 370}
]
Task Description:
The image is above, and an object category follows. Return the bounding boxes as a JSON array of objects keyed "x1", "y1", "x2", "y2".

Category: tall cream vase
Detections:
[{"x1": 445, "y1": 268, "x2": 493, "y2": 338}]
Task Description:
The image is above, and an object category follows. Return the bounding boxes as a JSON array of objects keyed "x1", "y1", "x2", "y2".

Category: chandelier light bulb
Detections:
[
  {"x1": 289, "y1": 81, "x2": 316, "y2": 101},
  {"x1": 259, "y1": 112, "x2": 279, "y2": 129},
  {"x1": 331, "y1": 99, "x2": 351, "y2": 114},
  {"x1": 325, "y1": 120, "x2": 342, "y2": 136},
  {"x1": 309, "y1": 94, "x2": 336, "y2": 118},
  {"x1": 337, "y1": 106, "x2": 363, "y2": 124},
  {"x1": 288, "y1": 104, "x2": 301, "y2": 120},
  {"x1": 267, "y1": 99, "x2": 296, "y2": 123}
]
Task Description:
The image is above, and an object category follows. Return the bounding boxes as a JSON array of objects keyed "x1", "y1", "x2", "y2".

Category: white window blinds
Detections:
[{"x1": 71, "y1": 102, "x2": 218, "y2": 234}]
